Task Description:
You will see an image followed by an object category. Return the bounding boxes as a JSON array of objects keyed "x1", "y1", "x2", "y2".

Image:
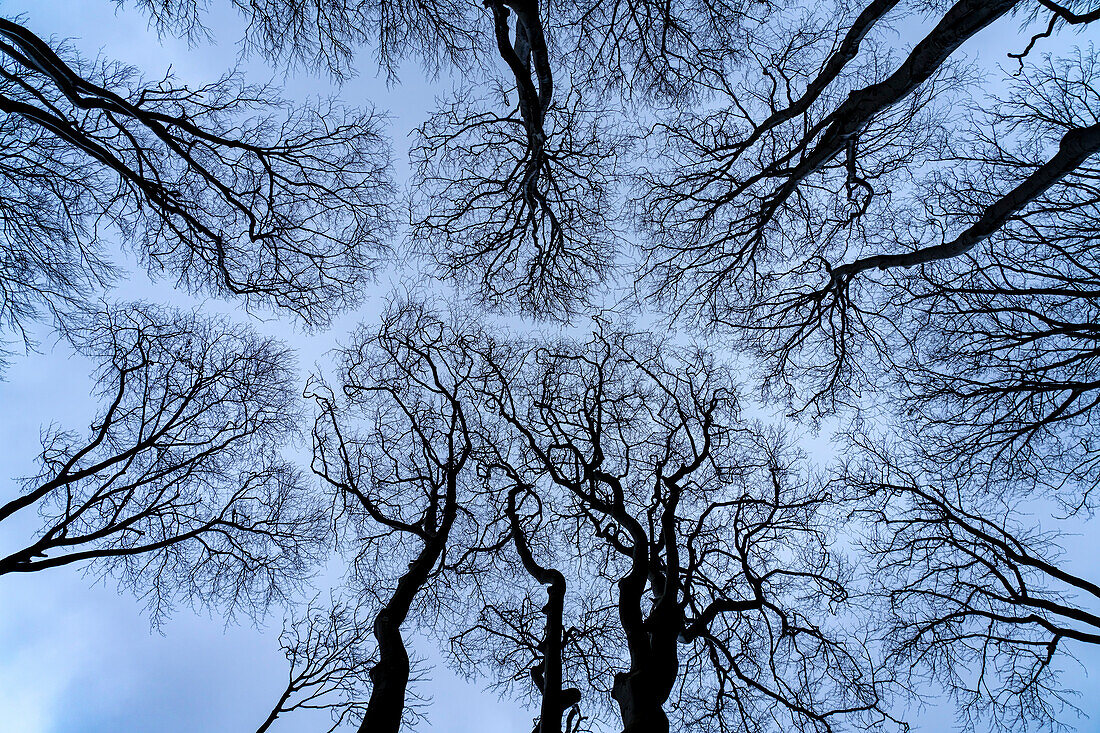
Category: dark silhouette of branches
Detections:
[
  {"x1": 255, "y1": 597, "x2": 374, "y2": 733},
  {"x1": 122, "y1": 1, "x2": 777, "y2": 316},
  {"x1": 640, "y1": 0, "x2": 1009, "y2": 313},
  {"x1": 877, "y1": 49, "x2": 1100, "y2": 514},
  {"x1": 0, "y1": 301, "x2": 325, "y2": 621},
  {"x1": 0, "y1": 15, "x2": 394, "y2": 344},
  {"x1": 410, "y1": 0, "x2": 628, "y2": 318},
  {"x1": 448, "y1": 456, "x2": 596, "y2": 733},
  {"x1": 411, "y1": 85, "x2": 622, "y2": 317},
  {"x1": 547, "y1": 0, "x2": 767, "y2": 103},
  {"x1": 122, "y1": 0, "x2": 486, "y2": 78},
  {"x1": 7, "y1": 2, "x2": 1100, "y2": 731},
  {"x1": 308, "y1": 297, "x2": 479, "y2": 733},
  {"x1": 633, "y1": 0, "x2": 1100, "y2": 415},
  {"x1": 503, "y1": 483, "x2": 584, "y2": 733},
  {"x1": 619, "y1": 4, "x2": 1100, "y2": 726},
  {"x1": 443, "y1": 410, "x2": 616, "y2": 732},
  {"x1": 847, "y1": 437, "x2": 1100, "y2": 732},
  {"x1": 467, "y1": 324, "x2": 894, "y2": 733}
]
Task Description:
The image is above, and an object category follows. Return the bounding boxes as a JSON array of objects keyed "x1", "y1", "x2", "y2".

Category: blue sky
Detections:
[{"x1": 0, "y1": 2, "x2": 1099, "y2": 732}]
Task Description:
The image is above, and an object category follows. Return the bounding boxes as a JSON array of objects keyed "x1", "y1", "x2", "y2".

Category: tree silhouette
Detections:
[
  {"x1": 0, "y1": 301, "x2": 326, "y2": 621},
  {"x1": 308, "y1": 298, "x2": 479, "y2": 733},
  {"x1": 5, "y1": 1, "x2": 1100, "y2": 731},
  {"x1": 255, "y1": 597, "x2": 374, "y2": 733},
  {"x1": 462, "y1": 324, "x2": 893, "y2": 733},
  {"x1": 0, "y1": 15, "x2": 393, "y2": 350},
  {"x1": 847, "y1": 435, "x2": 1100, "y2": 732},
  {"x1": 636, "y1": 0, "x2": 1100, "y2": 419}
]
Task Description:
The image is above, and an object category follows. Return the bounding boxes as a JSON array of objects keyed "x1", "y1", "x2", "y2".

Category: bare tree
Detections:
[
  {"x1": 640, "y1": 0, "x2": 1015, "y2": 306},
  {"x1": 448, "y1": 454, "x2": 599, "y2": 733},
  {"x1": 628, "y1": 21, "x2": 1100, "y2": 714},
  {"x1": 410, "y1": 0, "x2": 626, "y2": 318},
  {"x1": 503, "y1": 482, "x2": 585, "y2": 733},
  {"x1": 411, "y1": 85, "x2": 622, "y2": 317},
  {"x1": 0, "y1": 301, "x2": 325, "y2": 620},
  {"x1": 884, "y1": 48, "x2": 1100, "y2": 514},
  {"x1": 115, "y1": 1, "x2": 772, "y2": 317},
  {"x1": 467, "y1": 324, "x2": 893, "y2": 733},
  {"x1": 124, "y1": 0, "x2": 485, "y2": 79},
  {"x1": 0, "y1": 14, "x2": 394, "y2": 349},
  {"x1": 846, "y1": 436, "x2": 1100, "y2": 732},
  {"x1": 633, "y1": 0, "x2": 1100, "y2": 416},
  {"x1": 255, "y1": 597, "x2": 374, "y2": 733},
  {"x1": 308, "y1": 297, "x2": 479, "y2": 733},
  {"x1": 7, "y1": 2, "x2": 1100, "y2": 731}
]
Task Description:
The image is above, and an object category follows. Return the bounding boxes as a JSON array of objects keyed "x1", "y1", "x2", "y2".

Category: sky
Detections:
[{"x1": 0, "y1": 2, "x2": 1098, "y2": 732}]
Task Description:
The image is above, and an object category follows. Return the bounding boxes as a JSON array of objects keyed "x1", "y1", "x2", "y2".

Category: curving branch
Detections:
[
  {"x1": 825, "y1": 120, "x2": 1100, "y2": 284},
  {"x1": 0, "y1": 16, "x2": 394, "y2": 336}
]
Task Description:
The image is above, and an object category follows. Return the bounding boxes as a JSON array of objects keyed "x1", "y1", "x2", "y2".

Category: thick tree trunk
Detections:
[
  {"x1": 611, "y1": 541, "x2": 681, "y2": 733},
  {"x1": 538, "y1": 580, "x2": 568, "y2": 733},
  {"x1": 611, "y1": 607, "x2": 681, "y2": 733},
  {"x1": 359, "y1": 610, "x2": 412, "y2": 733},
  {"x1": 612, "y1": 669, "x2": 672, "y2": 733},
  {"x1": 609, "y1": 478, "x2": 685, "y2": 733},
  {"x1": 356, "y1": 496, "x2": 457, "y2": 733}
]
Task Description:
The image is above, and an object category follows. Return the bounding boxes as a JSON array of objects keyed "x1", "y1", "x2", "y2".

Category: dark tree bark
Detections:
[
  {"x1": 310, "y1": 298, "x2": 477, "y2": 733},
  {"x1": 361, "y1": 480, "x2": 460, "y2": 733},
  {"x1": 504, "y1": 484, "x2": 579, "y2": 733}
]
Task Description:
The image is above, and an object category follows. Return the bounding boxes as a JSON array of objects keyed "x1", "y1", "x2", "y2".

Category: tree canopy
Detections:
[{"x1": 2, "y1": 1, "x2": 1100, "y2": 732}]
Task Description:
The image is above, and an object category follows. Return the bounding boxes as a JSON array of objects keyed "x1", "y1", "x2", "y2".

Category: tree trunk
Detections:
[
  {"x1": 611, "y1": 669, "x2": 671, "y2": 733},
  {"x1": 612, "y1": 574, "x2": 681, "y2": 733},
  {"x1": 538, "y1": 579, "x2": 568, "y2": 733},
  {"x1": 358, "y1": 610, "x2": 411, "y2": 733}
]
